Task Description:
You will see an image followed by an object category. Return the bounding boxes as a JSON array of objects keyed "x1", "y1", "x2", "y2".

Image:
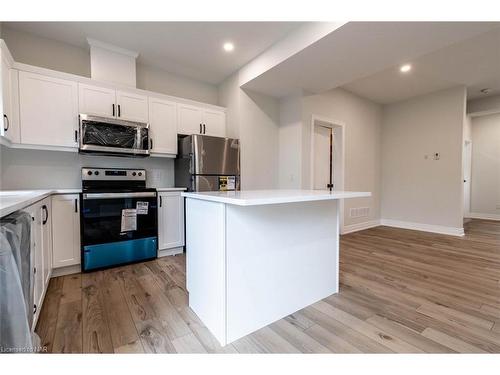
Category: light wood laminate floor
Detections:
[{"x1": 36, "y1": 219, "x2": 500, "y2": 353}]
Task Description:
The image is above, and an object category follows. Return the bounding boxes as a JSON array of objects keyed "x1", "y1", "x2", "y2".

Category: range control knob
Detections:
[
  {"x1": 132, "y1": 172, "x2": 137, "y2": 176},
  {"x1": 138, "y1": 172, "x2": 143, "y2": 177},
  {"x1": 87, "y1": 170, "x2": 92, "y2": 176},
  {"x1": 95, "y1": 171, "x2": 99, "y2": 176}
]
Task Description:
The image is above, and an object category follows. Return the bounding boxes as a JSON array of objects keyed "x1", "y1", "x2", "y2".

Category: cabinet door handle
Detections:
[
  {"x1": 203, "y1": 124, "x2": 206, "y2": 134},
  {"x1": 42, "y1": 205, "x2": 48, "y2": 225},
  {"x1": 150, "y1": 138, "x2": 153, "y2": 150},
  {"x1": 159, "y1": 196, "x2": 162, "y2": 207},
  {"x1": 3, "y1": 114, "x2": 9, "y2": 132},
  {"x1": 74, "y1": 130, "x2": 78, "y2": 143},
  {"x1": 199, "y1": 124, "x2": 202, "y2": 134},
  {"x1": 74, "y1": 198, "x2": 78, "y2": 213},
  {"x1": 118, "y1": 104, "x2": 121, "y2": 117},
  {"x1": 34, "y1": 304, "x2": 37, "y2": 314},
  {"x1": 112, "y1": 104, "x2": 115, "y2": 117}
]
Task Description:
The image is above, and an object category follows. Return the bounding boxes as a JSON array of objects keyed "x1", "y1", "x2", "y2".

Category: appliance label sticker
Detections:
[
  {"x1": 136, "y1": 201, "x2": 149, "y2": 215},
  {"x1": 219, "y1": 176, "x2": 236, "y2": 191},
  {"x1": 121, "y1": 209, "x2": 137, "y2": 232}
]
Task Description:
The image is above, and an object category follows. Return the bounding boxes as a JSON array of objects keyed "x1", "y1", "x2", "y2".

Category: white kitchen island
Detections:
[{"x1": 182, "y1": 189, "x2": 371, "y2": 346}]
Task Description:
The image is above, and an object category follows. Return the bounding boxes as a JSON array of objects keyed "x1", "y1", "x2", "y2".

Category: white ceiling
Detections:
[
  {"x1": 343, "y1": 27, "x2": 500, "y2": 103},
  {"x1": 242, "y1": 22, "x2": 500, "y2": 100},
  {"x1": 2, "y1": 22, "x2": 304, "y2": 84}
]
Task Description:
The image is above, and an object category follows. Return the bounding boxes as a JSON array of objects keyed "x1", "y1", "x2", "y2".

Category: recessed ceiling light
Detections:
[
  {"x1": 400, "y1": 64, "x2": 412, "y2": 73},
  {"x1": 223, "y1": 42, "x2": 234, "y2": 52}
]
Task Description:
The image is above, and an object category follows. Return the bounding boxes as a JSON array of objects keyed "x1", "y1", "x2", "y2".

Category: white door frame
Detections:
[
  {"x1": 310, "y1": 114, "x2": 346, "y2": 231},
  {"x1": 463, "y1": 140, "x2": 472, "y2": 218}
]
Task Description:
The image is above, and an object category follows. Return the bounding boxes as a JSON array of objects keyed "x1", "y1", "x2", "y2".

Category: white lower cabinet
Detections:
[
  {"x1": 51, "y1": 194, "x2": 81, "y2": 268},
  {"x1": 158, "y1": 192, "x2": 185, "y2": 252},
  {"x1": 26, "y1": 197, "x2": 52, "y2": 328}
]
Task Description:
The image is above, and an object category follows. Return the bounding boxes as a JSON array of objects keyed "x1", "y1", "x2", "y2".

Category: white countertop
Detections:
[
  {"x1": 1, "y1": 187, "x2": 186, "y2": 218},
  {"x1": 156, "y1": 187, "x2": 187, "y2": 192},
  {"x1": 181, "y1": 189, "x2": 371, "y2": 206},
  {"x1": 0, "y1": 189, "x2": 80, "y2": 218}
]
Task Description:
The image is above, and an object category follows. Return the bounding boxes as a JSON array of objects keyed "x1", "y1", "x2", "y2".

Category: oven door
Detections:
[
  {"x1": 79, "y1": 114, "x2": 150, "y2": 156},
  {"x1": 81, "y1": 191, "x2": 158, "y2": 271}
]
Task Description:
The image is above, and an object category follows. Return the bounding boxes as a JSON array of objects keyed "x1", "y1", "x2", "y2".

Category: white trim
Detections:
[
  {"x1": 158, "y1": 246, "x2": 184, "y2": 258},
  {"x1": 87, "y1": 38, "x2": 139, "y2": 58},
  {"x1": 12, "y1": 62, "x2": 226, "y2": 112},
  {"x1": 380, "y1": 219, "x2": 465, "y2": 237},
  {"x1": 341, "y1": 220, "x2": 381, "y2": 235},
  {"x1": 51, "y1": 264, "x2": 81, "y2": 277},
  {"x1": 9, "y1": 143, "x2": 78, "y2": 153},
  {"x1": 468, "y1": 212, "x2": 500, "y2": 221}
]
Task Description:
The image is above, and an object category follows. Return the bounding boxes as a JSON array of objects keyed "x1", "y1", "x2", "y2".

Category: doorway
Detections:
[
  {"x1": 463, "y1": 140, "x2": 472, "y2": 220},
  {"x1": 310, "y1": 115, "x2": 345, "y2": 225}
]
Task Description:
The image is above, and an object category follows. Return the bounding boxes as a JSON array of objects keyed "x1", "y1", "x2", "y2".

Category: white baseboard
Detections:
[
  {"x1": 342, "y1": 220, "x2": 381, "y2": 234},
  {"x1": 51, "y1": 264, "x2": 81, "y2": 277},
  {"x1": 158, "y1": 246, "x2": 184, "y2": 258},
  {"x1": 468, "y1": 212, "x2": 500, "y2": 221},
  {"x1": 380, "y1": 219, "x2": 464, "y2": 237}
]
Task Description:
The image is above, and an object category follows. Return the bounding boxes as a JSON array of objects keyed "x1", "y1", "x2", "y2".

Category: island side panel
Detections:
[
  {"x1": 185, "y1": 198, "x2": 227, "y2": 345},
  {"x1": 225, "y1": 200, "x2": 339, "y2": 344}
]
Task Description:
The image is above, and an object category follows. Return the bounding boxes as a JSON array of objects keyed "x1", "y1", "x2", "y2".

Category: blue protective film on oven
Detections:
[{"x1": 83, "y1": 236, "x2": 157, "y2": 271}]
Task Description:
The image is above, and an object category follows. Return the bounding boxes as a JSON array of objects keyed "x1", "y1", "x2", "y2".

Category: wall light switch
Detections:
[{"x1": 433, "y1": 152, "x2": 440, "y2": 160}]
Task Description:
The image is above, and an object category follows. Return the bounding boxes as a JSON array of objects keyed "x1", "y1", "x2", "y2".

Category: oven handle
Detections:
[{"x1": 83, "y1": 192, "x2": 157, "y2": 200}]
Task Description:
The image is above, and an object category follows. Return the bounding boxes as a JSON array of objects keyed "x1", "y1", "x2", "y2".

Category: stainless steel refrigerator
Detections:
[{"x1": 175, "y1": 134, "x2": 240, "y2": 192}]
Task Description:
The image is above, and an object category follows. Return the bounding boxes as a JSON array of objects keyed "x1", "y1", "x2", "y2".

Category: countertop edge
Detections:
[{"x1": 181, "y1": 191, "x2": 372, "y2": 206}]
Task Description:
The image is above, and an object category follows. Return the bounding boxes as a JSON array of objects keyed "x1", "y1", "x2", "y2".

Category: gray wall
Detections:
[
  {"x1": 381, "y1": 86, "x2": 467, "y2": 229},
  {"x1": 1, "y1": 26, "x2": 219, "y2": 105},
  {"x1": 470, "y1": 113, "x2": 500, "y2": 218}
]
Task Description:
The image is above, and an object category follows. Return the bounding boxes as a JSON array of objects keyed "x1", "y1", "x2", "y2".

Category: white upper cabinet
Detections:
[
  {"x1": 116, "y1": 90, "x2": 148, "y2": 123},
  {"x1": 149, "y1": 97, "x2": 177, "y2": 155},
  {"x1": 177, "y1": 103, "x2": 226, "y2": 137},
  {"x1": 203, "y1": 109, "x2": 226, "y2": 137},
  {"x1": 19, "y1": 71, "x2": 78, "y2": 148},
  {"x1": 178, "y1": 104, "x2": 204, "y2": 135},
  {"x1": 1, "y1": 42, "x2": 20, "y2": 143},
  {"x1": 78, "y1": 83, "x2": 116, "y2": 117}
]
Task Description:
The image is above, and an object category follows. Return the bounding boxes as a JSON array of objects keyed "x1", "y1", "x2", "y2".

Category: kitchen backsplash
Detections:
[{"x1": 0, "y1": 145, "x2": 175, "y2": 190}]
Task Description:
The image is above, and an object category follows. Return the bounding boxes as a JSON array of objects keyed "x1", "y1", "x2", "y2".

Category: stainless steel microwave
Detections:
[{"x1": 79, "y1": 114, "x2": 150, "y2": 157}]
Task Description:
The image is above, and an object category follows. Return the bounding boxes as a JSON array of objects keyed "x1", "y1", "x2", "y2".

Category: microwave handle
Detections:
[
  {"x1": 112, "y1": 104, "x2": 115, "y2": 117},
  {"x1": 74, "y1": 130, "x2": 78, "y2": 143}
]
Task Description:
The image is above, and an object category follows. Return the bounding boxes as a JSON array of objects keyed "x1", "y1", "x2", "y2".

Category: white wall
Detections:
[
  {"x1": 301, "y1": 89, "x2": 382, "y2": 228},
  {"x1": 1, "y1": 27, "x2": 219, "y2": 105},
  {"x1": 0, "y1": 146, "x2": 174, "y2": 190},
  {"x1": 381, "y1": 86, "x2": 467, "y2": 230},
  {"x1": 218, "y1": 73, "x2": 280, "y2": 190},
  {"x1": 278, "y1": 95, "x2": 303, "y2": 189},
  {"x1": 470, "y1": 113, "x2": 500, "y2": 219},
  {"x1": 467, "y1": 94, "x2": 500, "y2": 115}
]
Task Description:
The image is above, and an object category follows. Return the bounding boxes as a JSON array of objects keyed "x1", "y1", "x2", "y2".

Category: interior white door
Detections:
[
  {"x1": 52, "y1": 194, "x2": 81, "y2": 268},
  {"x1": 116, "y1": 90, "x2": 149, "y2": 122},
  {"x1": 78, "y1": 83, "x2": 116, "y2": 117},
  {"x1": 313, "y1": 125, "x2": 333, "y2": 190},
  {"x1": 463, "y1": 141, "x2": 472, "y2": 217},
  {"x1": 178, "y1": 104, "x2": 203, "y2": 135},
  {"x1": 149, "y1": 97, "x2": 177, "y2": 154},
  {"x1": 19, "y1": 71, "x2": 78, "y2": 147},
  {"x1": 158, "y1": 193, "x2": 185, "y2": 250},
  {"x1": 203, "y1": 109, "x2": 226, "y2": 137}
]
